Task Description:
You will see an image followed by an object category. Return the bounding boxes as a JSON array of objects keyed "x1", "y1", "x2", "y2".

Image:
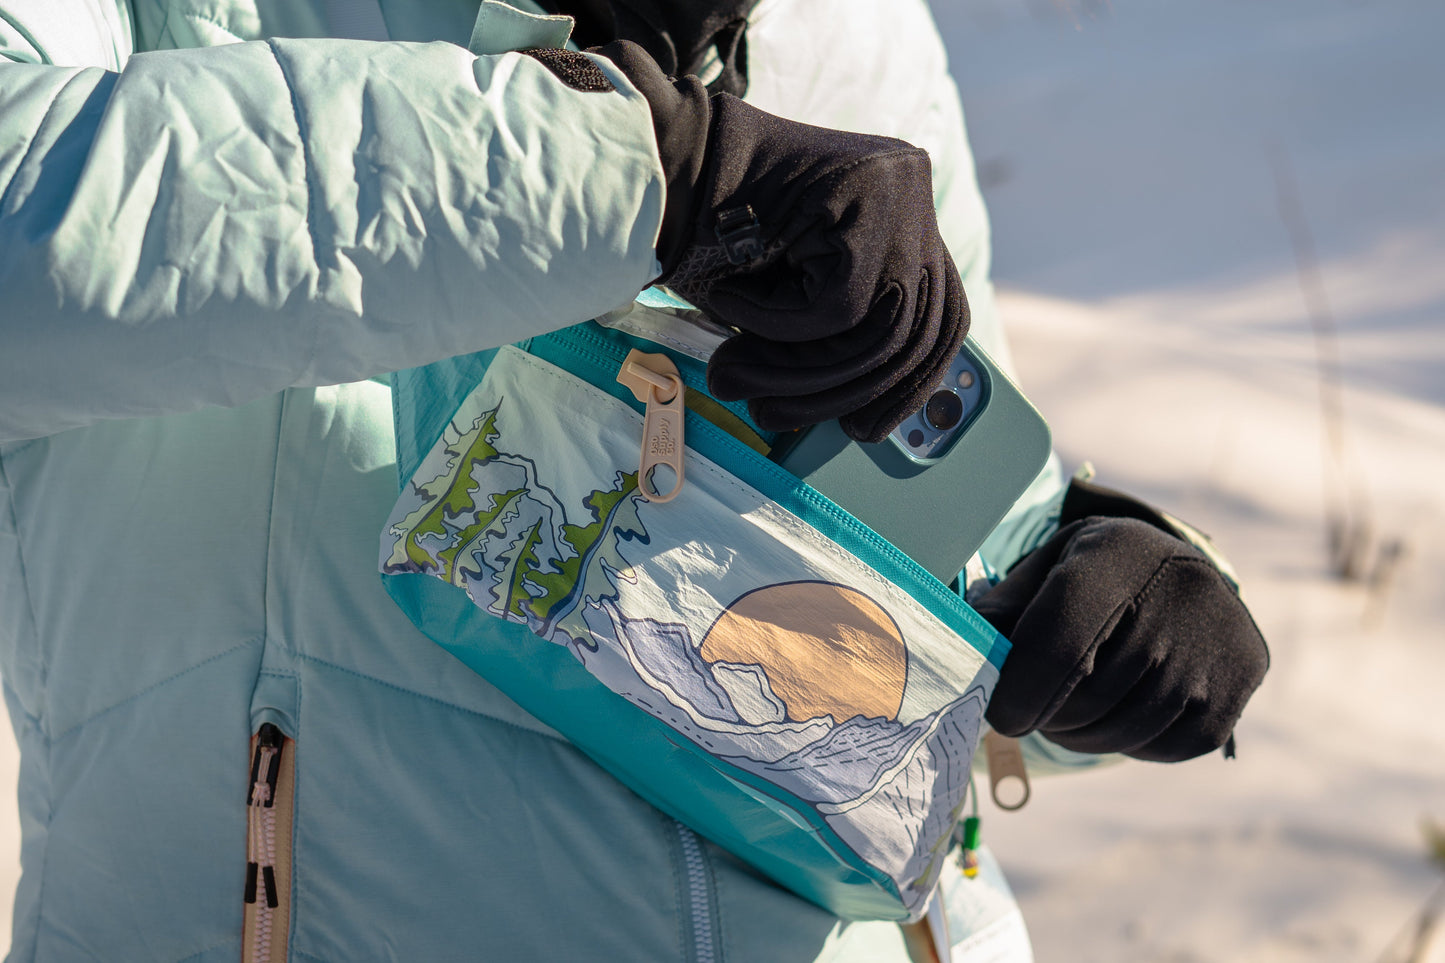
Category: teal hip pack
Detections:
[{"x1": 378, "y1": 314, "x2": 1009, "y2": 922}]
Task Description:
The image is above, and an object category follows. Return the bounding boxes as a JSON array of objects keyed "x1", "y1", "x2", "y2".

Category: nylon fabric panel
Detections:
[
  {"x1": 0, "y1": 65, "x2": 114, "y2": 251},
  {"x1": 366, "y1": 0, "x2": 480, "y2": 44},
  {"x1": 33, "y1": 45, "x2": 314, "y2": 331},
  {"x1": 264, "y1": 40, "x2": 665, "y2": 391},
  {"x1": 0, "y1": 0, "x2": 132, "y2": 68},
  {"x1": 20, "y1": 648, "x2": 255, "y2": 962},
  {"x1": 132, "y1": 0, "x2": 473, "y2": 49},
  {"x1": 288, "y1": 660, "x2": 684, "y2": 962},
  {"x1": 321, "y1": 0, "x2": 388, "y2": 41},
  {"x1": 134, "y1": 1, "x2": 304, "y2": 49},
  {"x1": 0, "y1": 402, "x2": 277, "y2": 738},
  {"x1": 0, "y1": 37, "x2": 664, "y2": 440},
  {"x1": 0, "y1": 43, "x2": 321, "y2": 440},
  {"x1": 0, "y1": 451, "x2": 42, "y2": 722}
]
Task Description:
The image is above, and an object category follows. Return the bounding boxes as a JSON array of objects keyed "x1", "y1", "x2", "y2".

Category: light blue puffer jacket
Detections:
[{"x1": 0, "y1": 0, "x2": 1063, "y2": 959}]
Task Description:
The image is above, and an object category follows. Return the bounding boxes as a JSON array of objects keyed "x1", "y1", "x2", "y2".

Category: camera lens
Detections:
[{"x1": 924, "y1": 390, "x2": 964, "y2": 431}]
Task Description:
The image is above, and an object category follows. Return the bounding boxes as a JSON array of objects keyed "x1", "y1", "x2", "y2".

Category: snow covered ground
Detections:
[
  {"x1": 0, "y1": 1, "x2": 1440, "y2": 959},
  {"x1": 929, "y1": 0, "x2": 1445, "y2": 960}
]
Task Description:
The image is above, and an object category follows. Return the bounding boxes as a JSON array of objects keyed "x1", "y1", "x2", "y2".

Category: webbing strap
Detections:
[{"x1": 323, "y1": 0, "x2": 391, "y2": 41}]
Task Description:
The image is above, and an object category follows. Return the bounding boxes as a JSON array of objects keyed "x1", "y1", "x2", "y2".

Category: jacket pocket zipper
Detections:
[
  {"x1": 243, "y1": 723, "x2": 294, "y2": 963},
  {"x1": 673, "y1": 821, "x2": 720, "y2": 963}
]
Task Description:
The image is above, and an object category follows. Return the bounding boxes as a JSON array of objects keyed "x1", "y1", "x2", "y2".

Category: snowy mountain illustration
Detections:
[{"x1": 383, "y1": 386, "x2": 990, "y2": 900}]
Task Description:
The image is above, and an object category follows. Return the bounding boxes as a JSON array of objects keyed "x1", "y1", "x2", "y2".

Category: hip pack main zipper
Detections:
[
  {"x1": 617, "y1": 349, "x2": 688, "y2": 502},
  {"x1": 526, "y1": 325, "x2": 1006, "y2": 666},
  {"x1": 244, "y1": 723, "x2": 294, "y2": 963},
  {"x1": 533, "y1": 329, "x2": 966, "y2": 599}
]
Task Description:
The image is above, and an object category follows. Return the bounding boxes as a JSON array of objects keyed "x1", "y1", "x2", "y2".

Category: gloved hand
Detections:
[
  {"x1": 596, "y1": 40, "x2": 968, "y2": 443},
  {"x1": 974, "y1": 494, "x2": 1270, "y2": 763}
]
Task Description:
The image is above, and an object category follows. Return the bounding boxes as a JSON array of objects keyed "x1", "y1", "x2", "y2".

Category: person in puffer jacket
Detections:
[{"x1": 0, "y1": 0, "x2": 1267, "y2": 960}]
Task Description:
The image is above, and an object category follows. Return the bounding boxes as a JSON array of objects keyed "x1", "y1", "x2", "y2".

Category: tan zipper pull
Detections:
[
  {"x1": 616, "y1": 349, "x2": 686, "y2": 502},
  {"x1": 246, "y1": 724, "x2": 283, "y2": 910},
  {"x1": 244, "y1": 723, "x2": 294, "y2": 963},
  {"x1": 984, "y1": 730, "x2": 1031, "y2": 811}
]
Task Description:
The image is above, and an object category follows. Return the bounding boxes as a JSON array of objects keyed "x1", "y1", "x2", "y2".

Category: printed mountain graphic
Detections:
[
  {"x1": 739, "y1": 712, "x2": 934, "y2": 806},
  {"x1": 383, "y1": 382, "x2": 987, "y2": 902},
  {"x1": 385, "y1": 400, "x2": 647, "y2": 638},
  {"x1": 822, "y1": 689, "x2": 987, "y2": 901},
  {"x1": 590, "y1": 606, "x2": 741, "y2": 723},
  {"x1": 589, "y1": 598, "x2": 983, "y2": 814}
]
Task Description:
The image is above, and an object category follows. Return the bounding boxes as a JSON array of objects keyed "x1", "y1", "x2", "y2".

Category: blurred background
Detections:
[
  {"x1": 0, "y1": 2, "x2": 1441, "y2": 960},
  {"x1": 926, "y1": 0, "x2": 1445, "y2": 960}
]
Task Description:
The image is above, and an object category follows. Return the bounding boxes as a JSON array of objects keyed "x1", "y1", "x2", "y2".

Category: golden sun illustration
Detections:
[{"x1": 699, "y1": 581, "x2": 908, "y2": 724}]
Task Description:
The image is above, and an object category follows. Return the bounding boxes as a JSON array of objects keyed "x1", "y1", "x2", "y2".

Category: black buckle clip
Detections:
[{"x1": 715, "y1": 205, "x2": 764, "y2": 266}]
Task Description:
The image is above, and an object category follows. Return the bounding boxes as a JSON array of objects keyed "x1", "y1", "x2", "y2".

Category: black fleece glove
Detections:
[
  {"x1": 597, "y1": 40, "x2": 969, "y2": 443},
  {"x1": 547, "y1": 0, "x2": 758, "y2": 96},
  {"x1": 974, "y1": 488, "x2": 1269, "y2": 763}
]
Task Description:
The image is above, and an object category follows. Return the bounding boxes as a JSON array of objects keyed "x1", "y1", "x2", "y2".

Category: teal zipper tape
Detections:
[{"x1": 527, "y1": 327, "x2": 1010, "y2": 670}]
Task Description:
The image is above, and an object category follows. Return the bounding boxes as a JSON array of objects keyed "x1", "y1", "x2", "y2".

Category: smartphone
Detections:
[
  {"x1": 599, "y1": 290, "x2": 1053, "y2": 584},
  {"x1": 769, "y1": 338, "x2": 1052, "y2": 584}
]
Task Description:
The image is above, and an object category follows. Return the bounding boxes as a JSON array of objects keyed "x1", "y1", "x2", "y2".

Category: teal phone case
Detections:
[{"x1": 773, "y1": 338, "x2": 1052, "y2": 583}]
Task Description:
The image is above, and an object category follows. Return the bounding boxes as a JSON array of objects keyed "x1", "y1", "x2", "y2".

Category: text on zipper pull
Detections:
[{"x1": 616, "y1": 349, "x2": 687, "y2": 502}]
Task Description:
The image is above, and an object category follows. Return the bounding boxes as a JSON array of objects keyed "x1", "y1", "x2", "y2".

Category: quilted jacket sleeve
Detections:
[{"x1": 0, "y1": 0, "x2": 665, "y2": 442}]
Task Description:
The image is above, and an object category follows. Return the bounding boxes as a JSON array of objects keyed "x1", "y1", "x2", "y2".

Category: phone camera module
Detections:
[{"x1": 924, "y1": 389, "x2": 965, "y2": 431}]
